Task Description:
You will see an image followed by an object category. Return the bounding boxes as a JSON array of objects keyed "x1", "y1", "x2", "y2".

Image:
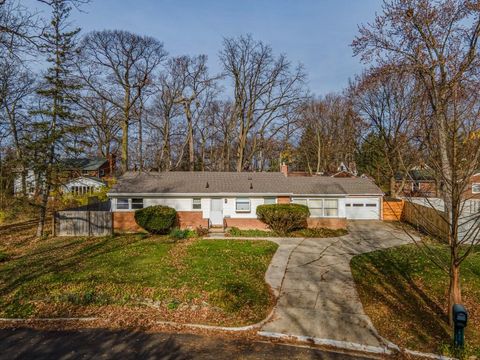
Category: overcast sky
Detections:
[{"x1": 24, "y1": 0, "x2": 383, "y2": 96}]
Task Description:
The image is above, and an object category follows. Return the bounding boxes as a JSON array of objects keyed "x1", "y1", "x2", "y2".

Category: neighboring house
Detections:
[
  {"x1": 62, "y1": 176, "x2": 107, "y2": 196},
  {"x1": 396, "y1": 168, "x2": 480, "y2": 200},
  {"x1": 14, "y1": 156, "x2": 114, "y2": 196},
  {"x1": 465, "y1": 172, "x2": 480, "y2": 200},
  {"x1": 330, "y1": 162, "x2": 358, "y2": 178},
  {"x1": 108, "y1": 165, "x2": 384, "y2": 232},
  {"x1": 394, "y1": 167, "x2": 439, "y2": 198},
  {"x1": 59, "y1": 156, "x2": 115, "y2": 180}
]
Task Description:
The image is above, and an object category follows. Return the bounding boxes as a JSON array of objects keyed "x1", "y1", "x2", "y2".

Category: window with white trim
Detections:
[
  {"x1": 308, "y1": 199, "x2": 323, "y2": 217},
  {"x1": 131, "y1": 198, "x2": 144, "y2": 209},
  {"x1": 292, "y1": 198, "x2": 339, "y2": 218},
  {"x1": 117, "y1": 198, "x2": 129, "y2": 210},
  {"x1": 472, "y1": 183, "x2": 480, "y2": 194},
  {"x1": 235, "y1": 198, "x2": 251, "y2": 212},
  {"x1": 292, "y1": 198, "x2": 307, "y2": 206},
  {"x1": 192, "y1": 197, "x2": 202, "y2": 210},
  {"x1": 324, "y1": 199, "x2": 338, "y2": 217},
  {"x1": 264, "y1": 197, "x2": 276, "y2": 205},
  {"x1": 116, "y1": 198, "x2": 143, "y2": 210}
]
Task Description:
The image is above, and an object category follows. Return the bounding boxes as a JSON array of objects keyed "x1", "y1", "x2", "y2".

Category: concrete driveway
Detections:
[{"x1": 260, "y1": 221, "x2": 414, "y2": 350}]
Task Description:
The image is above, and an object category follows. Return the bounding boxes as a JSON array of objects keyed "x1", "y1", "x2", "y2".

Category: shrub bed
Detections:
[
  {"x1": 134, "y1": 205, "x2": 177, "y2": 234},
  {"x1": 256, "y1": 203, "x2": 310, "y2": 235}
]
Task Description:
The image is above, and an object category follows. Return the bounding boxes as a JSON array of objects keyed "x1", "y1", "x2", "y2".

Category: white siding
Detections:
[
  {"x1": 222, "y1": 197, "x2": 265, "y2": 219},
  {"x1": 112, "y1": 196, "x2": 208, "y2": 216},
  {"x1": 111, "y1": 196, "x2": 268, "y2": 219},
  {"x1": 144, "y1": 198, "x2": 193, "y2": 211}
]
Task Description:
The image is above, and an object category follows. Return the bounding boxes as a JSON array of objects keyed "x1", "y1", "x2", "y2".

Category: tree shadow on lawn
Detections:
[
  {"x1": 351, "y1": 249, "x2": 450, "y2": 350},
  {"x1": 0, "y1": 235, "x2": 146, "y2": 310}
]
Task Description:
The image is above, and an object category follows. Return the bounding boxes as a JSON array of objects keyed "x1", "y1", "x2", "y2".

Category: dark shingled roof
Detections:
[
  {"x1": 60, "y1": 158, "x2": 108, "y2": 171},
  {"x1": 109, "y1": 171, "x2": 383, "y2": 196}
]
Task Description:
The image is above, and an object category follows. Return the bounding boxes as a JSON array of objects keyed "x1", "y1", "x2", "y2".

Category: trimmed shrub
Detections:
[
  {"x1": 256, "y1": 203, "x2": 310, "y2": 235},
  {"x1": 134, "y1": 205, "x2": 177, "y2": 234}
]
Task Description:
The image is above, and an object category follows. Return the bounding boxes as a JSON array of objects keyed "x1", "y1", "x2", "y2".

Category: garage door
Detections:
[{"x1": 345, "y1": 198, "x2": 380, "y2": 220}]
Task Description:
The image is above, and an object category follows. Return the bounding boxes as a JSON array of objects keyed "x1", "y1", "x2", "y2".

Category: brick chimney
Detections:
[
  {"x1": 107, "y1": 153, "x2": 116, "y2": 176},
  {"x1": 280, "y1": 162, "x2": 288, "y2": 177}
]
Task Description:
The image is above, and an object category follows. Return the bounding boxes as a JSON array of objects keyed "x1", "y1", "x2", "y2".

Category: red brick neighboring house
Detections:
[
  {"x1": 394, "y1": 168, "x2": 439, "y2": 198},
  {"x1": 108, "y1": 165, "x2": 384, "y2": 232},
  {"x1": 465, "y1": 173, "x2": 480, "y2": 200}
]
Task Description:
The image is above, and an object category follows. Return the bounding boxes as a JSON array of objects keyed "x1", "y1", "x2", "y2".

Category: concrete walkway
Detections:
[{"x1": 260, "y1": 221, "x2": 415, "y2": 349}]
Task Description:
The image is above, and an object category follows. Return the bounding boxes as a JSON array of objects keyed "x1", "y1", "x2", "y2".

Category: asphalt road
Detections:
[{"x1": 0, "y1": 327, "x2": 375, "y2": 360}]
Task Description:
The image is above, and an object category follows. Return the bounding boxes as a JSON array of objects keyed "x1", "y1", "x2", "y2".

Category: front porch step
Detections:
[{"x1": 209, "y1": 227, "x2": 225, "y2": 234}]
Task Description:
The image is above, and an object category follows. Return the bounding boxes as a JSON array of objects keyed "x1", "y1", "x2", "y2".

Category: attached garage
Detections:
[{"x1": 345, "y1": 197, "x2": 381, "y2": 220}]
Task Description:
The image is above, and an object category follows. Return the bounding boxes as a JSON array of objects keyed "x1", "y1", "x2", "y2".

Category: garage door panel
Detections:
[{"x1": 346, "y1": 198, "x2": 380, "y2": 220}]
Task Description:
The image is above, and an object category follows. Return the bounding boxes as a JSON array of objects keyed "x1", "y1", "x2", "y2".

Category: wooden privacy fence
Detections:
[
  {"x1": 54, "y1": 202, "x2": 113, "y2": 237},
  {"x1": 383, "y1": 199, "x2": 404, "y2": 221},
  {"x1": 402, "y1": 200, "x2": 449, "y2": 241}
]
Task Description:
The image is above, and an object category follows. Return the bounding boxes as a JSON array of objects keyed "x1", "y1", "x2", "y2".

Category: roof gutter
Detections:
[{"x1": 106, "y1": 192, "x2": 383, "y2": 197}]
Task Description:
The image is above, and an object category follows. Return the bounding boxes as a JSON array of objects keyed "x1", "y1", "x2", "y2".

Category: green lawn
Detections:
[
  {"x1": 0, "y1": 234, "x2": 278, "y2": 326},
  {"x1": 351, "y1": 243, "x2": 480, "y2": 358}
]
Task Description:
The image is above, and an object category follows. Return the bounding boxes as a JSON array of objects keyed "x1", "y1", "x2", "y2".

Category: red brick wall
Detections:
[
  {"x1": 177, "y1": 211, "x2": 208, "y2": 229},
  {"x1": 277, "y1": 196, "x2": 291, "y2": 204},
  {"x1": 307, "y1": 218, "x2": 347, "y2": 229},
  {"x1": 113, "y1": 211, "x2": 348, "y2": 232},
  {"x1": 113, "y1": 212, "x2": 142, "y2": 232},
  {"x1": 113, "y1": 211, "x2": 208, "y2": 232},
  {"x1": 224, "y1": 218, "x2": 269, "y2": 230}
]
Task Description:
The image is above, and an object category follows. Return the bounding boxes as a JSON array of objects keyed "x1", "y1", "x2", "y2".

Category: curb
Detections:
[
  {"x1": 0, "y1": 317, "x2": 98, "y2": 322},
  {"x1": 155, "y1": 304, "x2": 277, "y2": 332},
  {"x1": 258, "y1": 331, "x2": 391, "y2": 355},
  {"x1": 379, "y1": 337, "x2": 457, "y2": 360}
]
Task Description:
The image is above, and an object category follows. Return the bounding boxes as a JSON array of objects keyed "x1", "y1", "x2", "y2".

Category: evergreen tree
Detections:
[
  {"x1": 31, "y1": 0, "x2": 81, "y2": 237},
  {"x1": 356, "y1": 132, "x2": 390, "y2": 192}
]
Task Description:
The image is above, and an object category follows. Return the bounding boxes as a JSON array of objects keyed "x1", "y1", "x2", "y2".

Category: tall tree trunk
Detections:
[
  {"x1": 121, "y1": 88, "x2": 131, "y2": 173},
  {"x1": 390, "y1": 176, "x2": 396, "y2": 197},
  {"x1": 182, "y1": 102, "x2": 195, "y2": 171},
  {"x1": 37, "y1": 109, "x2": 57, "y2": 237},
  {"x1": 236, "y1": 129, "x2": 247, "y2": 172},
  {"x1": 138, "y1": 115, "x2": 143, "y2": 171},
  {"x1": 188, "y1": 120, "x2": 194, "y2": 171},
  {"x1": 316, "y1": 131, "x2": 321, "y2": 173},
  {"x1": 448, "y1": 255, "x2": 461, "y2": 326},
  {"x1": 121, "y1": 119, "x2": 129, "y2": 173}
]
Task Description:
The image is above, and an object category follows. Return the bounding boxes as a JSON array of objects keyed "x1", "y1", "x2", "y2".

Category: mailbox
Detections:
[
  {"x1": 453, "y1": 304, "x2": 468, "y2": 328},
  {"x1": 452, "y1": 304, "x2": 468, "y2": 348}
]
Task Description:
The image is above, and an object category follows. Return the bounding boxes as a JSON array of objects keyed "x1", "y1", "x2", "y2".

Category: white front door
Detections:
[
  {"x1": 210, "y1": 198, "x2": 223, "y2": 225},
  {"x1": 345, "y1": 197, "x2": 380, "y2": 220}
]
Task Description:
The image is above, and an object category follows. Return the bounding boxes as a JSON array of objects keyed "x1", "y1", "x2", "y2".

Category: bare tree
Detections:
[
  {"x1": 76, "y1": 91, "x2": 121, "y2": 162},
  {"x1": 0, "y1": 0, "x2": 38, "y2": 58},
  {"x1": 297, "y1": 94, "x2": 360, "y2": 175},
  {"x1": 78, "y1": 30, "x2": 167, "y2": 173},
  {"x1": 169, "y1": 55, "x2": 218, "y2": 171},
  {"x1": 353, "y1": 0, "x2": 480, "y2": 324},
  {"x1": 0, "y1": 57, "x2": 36, "y2": 196},
  {"x1": 351, "y1": 66, "x2": 420, "y2": 196},
  {"x1": 220, "y1": 34, "x2": 307, "y2": 171}
]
